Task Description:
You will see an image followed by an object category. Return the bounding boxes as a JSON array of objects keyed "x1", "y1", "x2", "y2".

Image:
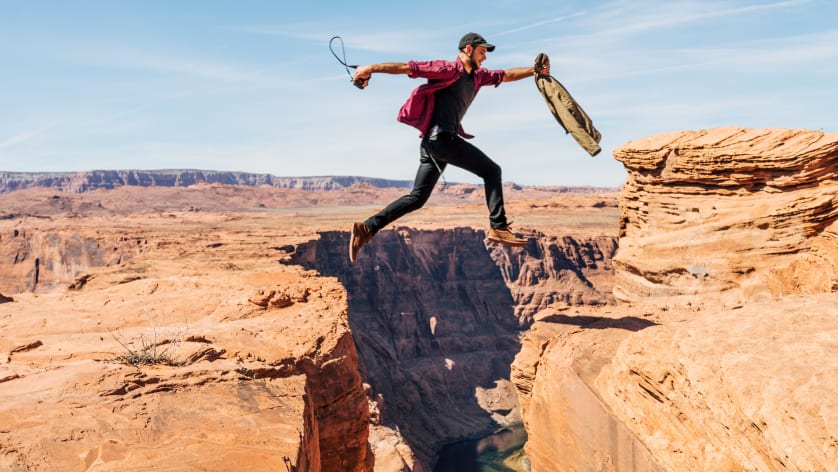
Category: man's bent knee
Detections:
[
  {"x1": 482, "y1": 162, "x2": 501, "y2": 181},
  {"x1": 408, "y1": 191, "x2": 432, "y2": 210}
]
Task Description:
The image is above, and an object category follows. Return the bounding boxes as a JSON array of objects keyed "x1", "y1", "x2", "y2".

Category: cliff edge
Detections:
[
  {"x1": 614, "y1": 126, "x2": 838, "y2": 304},
  {"x1": 0, "y1": 213, "x2": 371, "y2": 471},
  {"x1": 513, "y1": 127, "x2": 837, "y2": 471},
  {"x1": 0, "y1": 185, "x2": 621, "y2": 471}
]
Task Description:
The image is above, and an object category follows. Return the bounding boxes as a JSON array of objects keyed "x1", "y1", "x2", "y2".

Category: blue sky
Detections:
[{"x1": 2, "y1": 0, "x2": 836, "y2": 186}]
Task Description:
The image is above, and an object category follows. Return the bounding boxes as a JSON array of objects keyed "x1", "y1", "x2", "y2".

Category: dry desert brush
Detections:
[
  {"x1": 110, "y1": 329, "x2": 185, "y2": 367},
  {"x1": 108, "y1": 306, "x2": 188, "y2": 367}
]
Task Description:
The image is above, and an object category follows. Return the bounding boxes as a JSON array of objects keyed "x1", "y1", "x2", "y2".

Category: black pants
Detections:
[{"x1": 364, "y1": 129, "x2": 507, "y2": 234}]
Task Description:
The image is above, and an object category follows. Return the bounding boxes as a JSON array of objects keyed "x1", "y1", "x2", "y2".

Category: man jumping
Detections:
[{"x1": 349, "y1": 32, "x2": 549, "y2": 262}]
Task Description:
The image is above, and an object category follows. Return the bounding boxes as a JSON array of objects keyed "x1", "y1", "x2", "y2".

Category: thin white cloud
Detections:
[
  {"x1": 78, "y1": 89, "x2": 215, "y2": 134},
  {"x1": 241, "y1": 24, "x2": 436, "y2": 56},
  {"x1": 87, "y1": 46, "x2": 281, "y2": 85},
  {"x1": 589, "y1": 28, "x2": 838, "y2": 81},
  {"x1": 8, "y1": 31, "x2": 290, "y2": 86},
  {"x1": 0, "y1": 131, "x2": 39, "y2": 149},
  {"x1": 566, "y1": 0, "x2": 813, "y2": 43},
  {"x1": 494, "y1": 12, "x2": 587, "y2": 37},
  {"x1": 694, "y1": 28, "x2": 838, "y2": 68}
]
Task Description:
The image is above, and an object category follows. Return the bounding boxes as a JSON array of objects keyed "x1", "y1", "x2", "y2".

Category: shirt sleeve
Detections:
[
  {"x1": 477, "y1": 68, "x2": 505, "y2": 87},
  {"x1": 408, "y1": 60, "x2": 458, "y2": 80}
]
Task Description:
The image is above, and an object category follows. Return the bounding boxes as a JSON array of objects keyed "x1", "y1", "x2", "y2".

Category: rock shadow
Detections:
[
  {"x1": 539, "y1": 314, "x2": 658, "y2": 331},
  {"x1": 289, "y1": 227, "x2": 521, "y2": 467}
]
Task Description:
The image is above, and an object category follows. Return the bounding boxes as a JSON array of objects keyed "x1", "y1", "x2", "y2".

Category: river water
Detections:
[{"x1": 433, "y1": 425, "x2": 530, "y2": 472}]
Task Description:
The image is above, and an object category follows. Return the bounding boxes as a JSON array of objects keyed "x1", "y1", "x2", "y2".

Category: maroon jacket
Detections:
[{"x1": 397, "y1": 56, "x2": 505, "y2": 139}]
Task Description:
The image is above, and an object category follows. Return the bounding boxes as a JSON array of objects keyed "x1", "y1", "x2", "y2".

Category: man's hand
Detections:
[
  {"x1": 352, "y1": 65, "x2": 372, "y2": 89},
  {"x1": 534, "y1": 53, "x2": 551, "y2": 77},
  {"x1": 503, "y1": 56, "x2": 551, "y2": 82}
]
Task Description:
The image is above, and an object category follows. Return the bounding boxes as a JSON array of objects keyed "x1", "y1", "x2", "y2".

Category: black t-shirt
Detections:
[{"x1": 430, "y1": 71, "x2": 475, "y2": 133}]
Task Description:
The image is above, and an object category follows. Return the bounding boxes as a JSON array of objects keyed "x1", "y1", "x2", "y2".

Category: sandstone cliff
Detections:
[
  {"x1": 599, "y1": 294, "x2": 837, "y2": 471},
  {"x1": 0, "y1": 170, "x2": 617, "y2": 196},
  {"x1": 613, "y1": 127, "x2": 838, "y2": 304},
  {"x1": 0, "y1": 186, "x2": 621, "y2": 471},
  {"x1": 0, "y1": 226, "x2": 143, "y2": 293},
  {"x1": 513, "y1": 127, "x2": 837, "y2": 471},
  {"x1": 290, "y1": 227, "x2": 617, "y2": 468},
  {"x1": 0, "y1": 213, "x2": 371, "y2": 471},
  {"x1": 5, "y1": 127, "x2": 834, "y2": 471},
  {"x1": 0, "y1": 170, "x2": 416, "y2": 193}
]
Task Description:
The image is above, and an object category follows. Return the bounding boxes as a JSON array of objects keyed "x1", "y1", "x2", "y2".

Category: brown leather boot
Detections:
[
  {"x1": 349, "y1": 222, "x2": 374, "y2": 262},
  {"x1": 487, "y1": 224, "x2": 528, "y2": 247}
]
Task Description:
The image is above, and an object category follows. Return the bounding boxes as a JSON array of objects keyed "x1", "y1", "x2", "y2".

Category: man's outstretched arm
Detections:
[
  {"x1": 503, "y1": 64, "x2": 550, "y2": 82},
  {"x1": 352, "y1": 63, "x2": 410, "y2": 88}
]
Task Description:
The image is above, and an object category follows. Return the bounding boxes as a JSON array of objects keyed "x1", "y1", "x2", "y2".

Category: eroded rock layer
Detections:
[
  {"x1": 0, "y1": 213, "x2": 370, "y2": 471},
  {"x1": 514, "y1": 294, "x2": 838, "y2": 472},
  {"x1": 0, "y1": 170, "x2": 414, "y2": 193},
  {"x1": 613, "y1": 127, "x2": 838, "y2": 304},
  {"x1": 290, "y1": 227, "x2": 616, "y2": 468},
  {"x1": 599, "y1": 294, "x2": 838, "y2": 472},
  {"x1": 0, "y1": 187, "x2": 621, "y2": 471},
  {"x1": 513, "y1": 127, "x2": 838, "y2": 472}
]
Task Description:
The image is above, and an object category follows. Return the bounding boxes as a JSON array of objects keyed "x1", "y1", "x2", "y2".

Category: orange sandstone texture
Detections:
[
  {"x1": 0, "y1": 185, "x2": 619, "y2": 471},
  {"x1": 613, "y1": 127, "x2": 838, "y2": 304},
  {"x1": 0, "y1": 212, "x2": 370, "y2": 471},
  {"x1": 513, "y1": 128, "x2": 837, "y2": 472}
]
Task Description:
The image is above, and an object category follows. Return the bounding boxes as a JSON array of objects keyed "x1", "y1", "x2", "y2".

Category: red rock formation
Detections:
[
  {"x1": 491, "y1": 233, "x2": 618, "y2": 323},
  {"x1": 599, "y1": 294, "x2": 838, "y2": 471},
  {"x1": 613, "y1": 127, "x2": 838, "y2": 304},
  {"x1": 0, "y1": 214, "x2": 371, "y2": 471},
  {"x1": 514, "y1": 127, "x2": 838, "y2": 472},
  {"x1": 0, "y1": 184, "x2": 621, "y2": 471},
  {"x1": 0, "y1": 170, "x2": 415, "y2": 193},
  {"x1": 512, "y1": 307, "x2": 663, "y2": 471},
  {"x1": 290, "y1": 227, "x2": 617, "y2": 468},
  {"x1": 0, "y1": 226, "x2": 142, "y2": 293}
]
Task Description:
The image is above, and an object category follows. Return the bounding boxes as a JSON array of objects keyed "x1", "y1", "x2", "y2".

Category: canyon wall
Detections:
[
  {"x1": 5, "y1": 127, "x2": 834, "y2": 471},
  {"x1": 513, "y1": 127, "x2": 838, "y2": 471},
  {"x1": 0, "y1": 186, "x2": 619, "y2": 472},
  {"x1": 0, "y1": 226, "x2": 143, "y2": 293},
  {"x1": 0, "y1": 214, "x2": 372, "y2": 471},
  {"x1": 0, "y1": 170, "x2": 414, "y2": 193},
  {"x1": 0, "y1": 170, "x2": 615, "y2": 196},
  {"x1": 0, "y1": 181, "x2": 621, "y2": 470},
  {"x1": 290, "y1": 227, "x2": 617, "y2": 468},
  {"x1": 613, "y1": 126, "x2": 838, "y2": 304}
]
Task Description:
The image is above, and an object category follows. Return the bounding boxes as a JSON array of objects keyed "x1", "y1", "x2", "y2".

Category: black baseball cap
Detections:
[{"x1": 458, "y1": 32, "x2": 495, "y2": 52}]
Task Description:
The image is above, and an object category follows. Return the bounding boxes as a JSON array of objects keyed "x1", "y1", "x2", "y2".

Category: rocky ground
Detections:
[
  {"x1": 1, "y1": 126, "x2": 835, "y2": 472},
  {"x1": 0, "y1": 182, "x2": 619, "y2": 471},
  {"x1": 0, "y1": 207, "x2": 372, "y2": 471},
  {"x1": 513, "y1": 127, "x2": 837, "y2": 472}
]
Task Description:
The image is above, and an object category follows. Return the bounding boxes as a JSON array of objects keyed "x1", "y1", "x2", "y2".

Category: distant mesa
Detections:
[{"x1": 0, "y1": 170, "x2": 416, "y2": 194}]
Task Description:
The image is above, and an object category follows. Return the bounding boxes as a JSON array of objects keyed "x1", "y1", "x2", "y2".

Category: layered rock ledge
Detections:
[
  {"x1": 0, "y1": 187, "x2": 620, "y2": 471},
  {"x1": 289, "y1": 227, "x2": 617, "y2": 468},
  {"x1": 513, "y1": 127, "x2": 837, "y2": 471},
  {"x1": 613, "y1": 127, "x2": 838, "y2": 304},
  {"x1": 0, "y1": 213, "x2": 371, "y2": 471}
]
